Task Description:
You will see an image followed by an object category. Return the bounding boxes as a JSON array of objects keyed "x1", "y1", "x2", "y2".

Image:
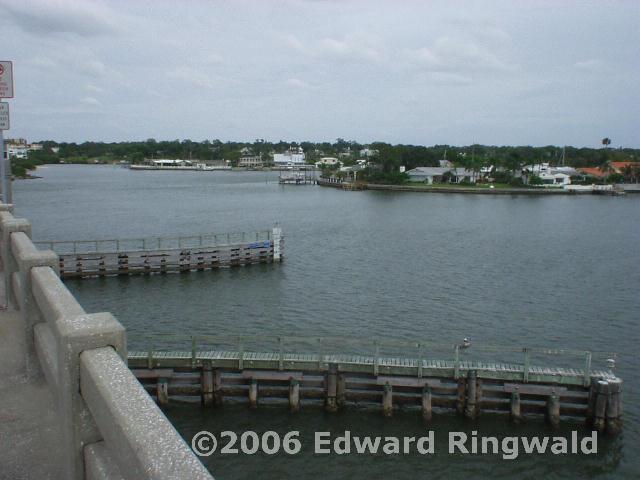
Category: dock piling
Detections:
[
  {"x1": 422, "y1": 385, "x2": 432, "y2": 421},
  {"x1": 202, "y1": 363, "x2": 214, "y2": 407},
  {"x1": 157, "y1": 378, "x2": 169, "y2": 406},
  {"x1": 465, "y1": 370, "x2": 478, "y2": 419},
  {"x1": 325, "y1": 363, "x2": 338, "y2": 412},
  {"x1": 547, "y1": 394, "x2": 560, "y2": 428},
  {"x1": 382, "y1": 383, "x2": 393, "y2": 417},
  {"x1": 337, "y1": 374, "x2": 346, "y2": 408},
  {"x1": 606, "y1": 378, "x2": 623, "y2": 434},
  {"x1": 510, "y1": 391, "x2": 521, "y2": 423},
  {"x1": 593, "y1": 380, "x2": 609, "y2": 433},
  {"x1": 249, "y1": 378, "x2": 258, "y2": 409},
  {"x1": 213, "y1": 369, "x2": 223, "y2": 405},
  {"x1": 456, "y1": 377, "x2": 466, "y2": 415},
  {"x1": 289, "y1": 378, "x2": 300, "y2": 413}
]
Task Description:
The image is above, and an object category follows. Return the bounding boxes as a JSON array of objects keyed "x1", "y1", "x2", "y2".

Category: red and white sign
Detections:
[{"x1": 0, "y1": 61, "x2": 14, "y2": 98}]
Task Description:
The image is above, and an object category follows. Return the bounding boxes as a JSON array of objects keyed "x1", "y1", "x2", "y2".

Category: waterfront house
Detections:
[
  {"x1": 406, "y1": 166, "x2": 479, "y2": 184},
  {"x1": 238, "y1": 154, "x2": 263, "y2": 168},
  {"x1": 450, "y1": 168, "x2": 479, "y2": 184},
  {"x1": 315, "y1": 157, "x2": 341, "y2": 168},
  {"x1": 406, "y1": 167, "x2": 450, "y2": 184},
  {"x1": 7, "y1": 144, "x2": 28, "y2": 159},
  {"x1": 273, "y1": 146, "x2": 306, "y2": 166},
  {"x1": 576, "y1": 167, "x2": 607, "y2": 178},
  {"x1": 538, "y1": 171, "x2": 571, "y2": 186},
  {"x1": 521, "y1": 163, "x2": 572, "y2": 186}
]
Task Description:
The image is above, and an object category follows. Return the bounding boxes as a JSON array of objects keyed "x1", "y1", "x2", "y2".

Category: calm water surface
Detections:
[{"x1": 15, "y1": 165, "x2": 640, "y2": 479}]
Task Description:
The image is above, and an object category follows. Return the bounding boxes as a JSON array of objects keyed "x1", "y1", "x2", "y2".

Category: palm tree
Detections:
[
  {"x1": 599, "y1": 138, "x2": 612, "y2": 184},
  {"x1": 598, "y1": 157, "x2": 613, "y2": 184}
]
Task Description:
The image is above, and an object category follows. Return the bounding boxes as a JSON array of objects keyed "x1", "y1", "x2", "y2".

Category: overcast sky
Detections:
[{"x1": 1, "y1": 0, "x2": 638, "y2": 147}]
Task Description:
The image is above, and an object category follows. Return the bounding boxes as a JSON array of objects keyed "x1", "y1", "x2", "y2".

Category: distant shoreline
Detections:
[{"x1": 318, "y1": 179, "x2": 620, "y2": 195}]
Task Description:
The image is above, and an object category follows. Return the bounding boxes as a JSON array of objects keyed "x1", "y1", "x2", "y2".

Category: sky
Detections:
[{"x1": 0, "y1": 0, "x2": 638, "y2": 147}]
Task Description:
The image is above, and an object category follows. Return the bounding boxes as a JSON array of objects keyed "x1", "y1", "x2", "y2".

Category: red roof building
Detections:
[{"x1": 577, "y1": 167, "x2": 607, "y2": 178}]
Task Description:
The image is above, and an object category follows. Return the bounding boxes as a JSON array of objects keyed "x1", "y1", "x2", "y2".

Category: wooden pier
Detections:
[
  {"x1": 128, "y1": 335, "x2": 623, "y2": 434},
  {"x1": 35, "y1": 228, "x2": 283, "y2": 279},
  {"x1": 278, "y1": 166, "x2": 317, "y2": 185}
]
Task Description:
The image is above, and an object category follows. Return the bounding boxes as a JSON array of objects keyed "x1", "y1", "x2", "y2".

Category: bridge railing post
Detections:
[
  {"x1": 11, "y1": 233, "x2": 59, "y2": 375},
  {"x1": 0, "y1": 212, "x2": 31, "y2": 308}
]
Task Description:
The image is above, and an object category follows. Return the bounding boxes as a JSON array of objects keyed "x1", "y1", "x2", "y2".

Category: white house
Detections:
[
  {"x1": 522, "y1": 163, "x2": 572, "y2": 186},
  {"x1": 406, "y1": 166, "x2": 480, "y2": 184},
  {"x1": 359, "y1": 148, "x2": 378, "y2": 157},
  {"x1": 273, "y1": 146, "x2": 305, "y2": 166},
  {"x1": 538, "y1": 172, "x2": 571, "y2": 186},
  {"x1": 7, "y1": 145, "x2": 28, "y2": 159},
  {"x1": 406, "y1": 167, "x2": 450, "y2": 184},
  {"x1": 450, "y1": 168, "x2": 479, "y2": 184},
  {"x1": 315, "y1": 157, "x2": 340, "y2": 167}
]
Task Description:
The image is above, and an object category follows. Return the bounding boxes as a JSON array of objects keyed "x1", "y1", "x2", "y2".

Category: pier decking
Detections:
[
  {"x1": 35, "y1": 228, "x2": 283, "y2": 279},
  {"x1": 129, "y1": 335, "x2": 622, "y2": 433}
]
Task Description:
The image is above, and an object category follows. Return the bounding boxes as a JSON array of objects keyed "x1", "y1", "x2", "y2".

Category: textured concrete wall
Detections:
[{"x1": 0, "y1": 203, "x2": 213, "y2": 480}]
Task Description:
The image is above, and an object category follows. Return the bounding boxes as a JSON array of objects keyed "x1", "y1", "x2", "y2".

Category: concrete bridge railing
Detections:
[{"x1": 0, "y1": 202, "x2": 212, "y2": 480}]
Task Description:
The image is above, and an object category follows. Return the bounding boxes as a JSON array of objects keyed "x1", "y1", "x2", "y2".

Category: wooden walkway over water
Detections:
[
  {"x1": 128, "y1": 335, "x2": 623, "y2": 434},
  {"x1": 35, "y1": 227, "x2": 283, "y2": 279}
]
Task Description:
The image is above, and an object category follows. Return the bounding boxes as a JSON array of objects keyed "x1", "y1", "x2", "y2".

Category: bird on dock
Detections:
[{"x1": 459, "y1": 338, "x2": 471, "y2": 350}]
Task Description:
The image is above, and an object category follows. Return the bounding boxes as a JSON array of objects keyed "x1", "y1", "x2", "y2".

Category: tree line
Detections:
[{"x1": 13, "y1": 138, "x2": 640, "y2": 178}]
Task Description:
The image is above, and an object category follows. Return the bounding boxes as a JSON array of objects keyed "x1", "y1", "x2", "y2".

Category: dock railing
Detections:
[
  {"x1": 134, "y1": 333, "x2": 618, "y2": 387},
  {"x1": 35, "y1": 229, "x2": 273, "y2": 255},
  {"x1": 0, "y1": 202, "x2": 212, "y2": 480}
]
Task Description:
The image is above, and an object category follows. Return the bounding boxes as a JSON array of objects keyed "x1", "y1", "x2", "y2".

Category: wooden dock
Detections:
[
  {"x1": 128, "y1": 335, "x2": 622, "y2": 434},
  {"x1": 35, "y1": 228, "x2": 283, "y2": 279},
  {"x1": 278, "y1": 169, "x2": 317, "y2": 185}
]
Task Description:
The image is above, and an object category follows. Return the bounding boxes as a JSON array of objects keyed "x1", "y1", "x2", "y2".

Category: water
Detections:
[{"x1": 15, "y1": 165, "x2": 640, "y2": 478}]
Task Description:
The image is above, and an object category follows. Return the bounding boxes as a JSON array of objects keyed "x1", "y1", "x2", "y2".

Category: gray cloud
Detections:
[
  {"x1": 0, "y1": 0, "x2": 122, "y2": 37},
  {"x1": 0, "y1": 0, "x2": 638, "y2": 147}
]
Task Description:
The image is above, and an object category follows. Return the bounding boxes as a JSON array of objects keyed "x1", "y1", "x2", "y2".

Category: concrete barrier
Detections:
[{"x1": 0, "y1": 202, "x2": 213, "y2": 480}]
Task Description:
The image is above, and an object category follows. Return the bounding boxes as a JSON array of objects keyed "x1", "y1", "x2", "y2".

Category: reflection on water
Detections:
[{"x1": 164, "y1": 402, "x2": 625, "y2": 480}]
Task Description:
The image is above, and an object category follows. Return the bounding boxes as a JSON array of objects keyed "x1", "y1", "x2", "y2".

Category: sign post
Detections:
[{"x1": 0, "y1": 61, "x2": 13, "y2": 204}]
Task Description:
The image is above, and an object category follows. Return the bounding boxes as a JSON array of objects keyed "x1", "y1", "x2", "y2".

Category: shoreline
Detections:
[{"x1": 317, "y1": 179, "x2": 627, "y2": 195}]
